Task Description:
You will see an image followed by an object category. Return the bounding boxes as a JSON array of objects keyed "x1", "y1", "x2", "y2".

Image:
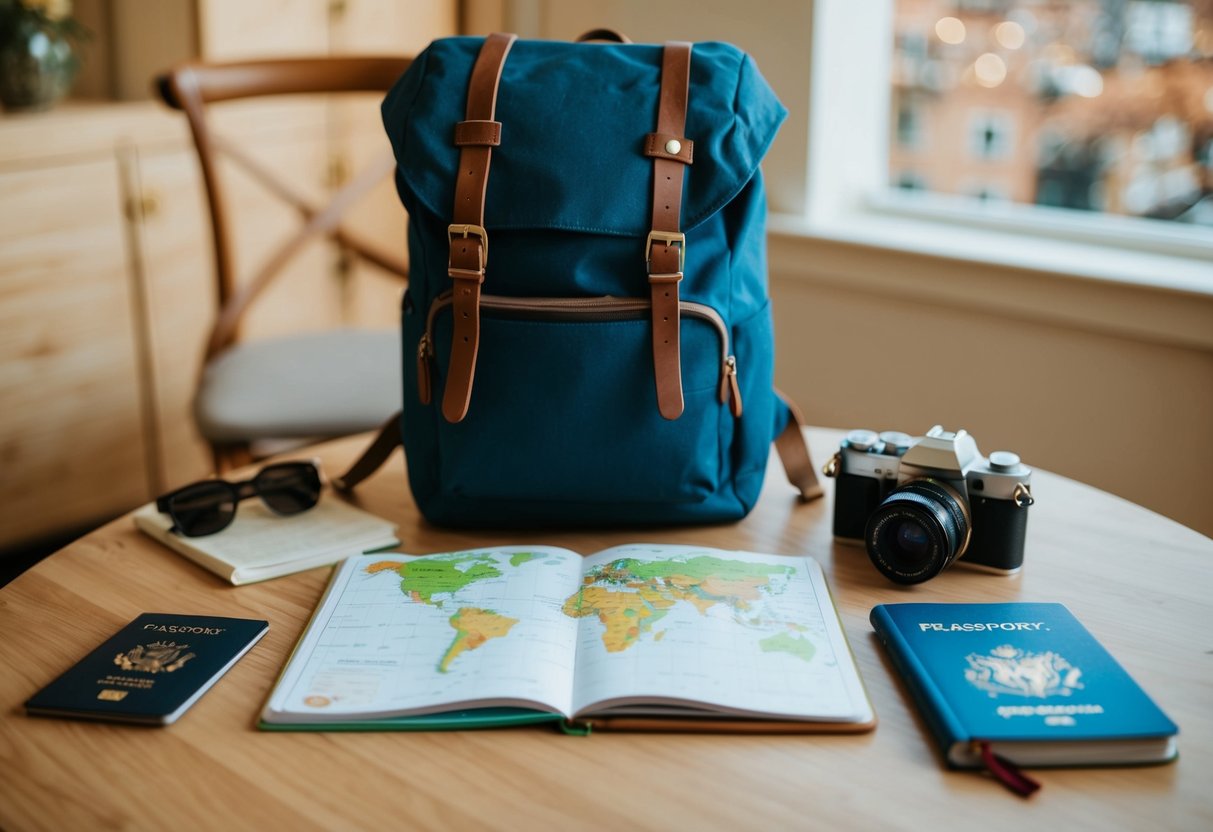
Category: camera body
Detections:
[{"x1": 825, "y1": 426, "x2": 1034, "y2": 584}]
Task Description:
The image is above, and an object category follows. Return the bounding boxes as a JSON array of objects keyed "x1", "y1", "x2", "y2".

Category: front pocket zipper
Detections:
[{"x1": 418, "y1": 292, "x2": 743, "y2": 418}]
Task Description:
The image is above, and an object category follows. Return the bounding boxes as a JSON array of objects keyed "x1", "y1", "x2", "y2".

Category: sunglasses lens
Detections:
[
  {"x1": 255, "y1": 463, "x2": 322, "y2": 515},
  {"x1": 168, "y1": 481, "x2": 237, "y2": 536}
]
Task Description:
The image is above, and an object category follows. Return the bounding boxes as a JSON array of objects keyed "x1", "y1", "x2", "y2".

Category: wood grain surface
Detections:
[{"x1": 1, "y1": 428, "x2": 1210, "y2": 831}]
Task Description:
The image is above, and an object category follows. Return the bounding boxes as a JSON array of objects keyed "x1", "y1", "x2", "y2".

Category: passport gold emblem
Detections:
[
  {"x1": 113, "y1": 641, "x2": 196, "y2": 674},
  {"x1": 97, "y1": 689, "x2": 128, "y2": 701}
]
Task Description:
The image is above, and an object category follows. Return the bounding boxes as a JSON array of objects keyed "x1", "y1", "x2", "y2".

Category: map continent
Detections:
[
  {"x1": 367, "y1": 553, "x2": 527, "y2": 673},
  {"x1": 563, "y1": 554, "x2": 817, "y2": 660}
]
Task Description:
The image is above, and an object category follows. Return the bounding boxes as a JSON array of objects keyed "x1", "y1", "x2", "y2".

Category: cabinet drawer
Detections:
[{"x1": 0, "y1": 160, "x2": 151, "y2": 548}]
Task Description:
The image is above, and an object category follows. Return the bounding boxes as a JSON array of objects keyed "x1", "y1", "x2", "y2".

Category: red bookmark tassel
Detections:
[{"x1": 977, "y1": 742, "x2": 1042, "y2": 798}]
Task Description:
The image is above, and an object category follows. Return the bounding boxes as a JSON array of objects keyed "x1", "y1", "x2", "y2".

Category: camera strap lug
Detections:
[
  {"x1": 823, "y1": 452, "x2": 841, "y2": 478},
  {"x1": 1012, "y1": 483, "x2": 1035, "y2": 508}
]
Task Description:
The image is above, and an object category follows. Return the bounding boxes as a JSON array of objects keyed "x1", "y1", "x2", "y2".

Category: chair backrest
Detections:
[{"x1": 157, "y1": 57, "x2": 411, "y2": 360}]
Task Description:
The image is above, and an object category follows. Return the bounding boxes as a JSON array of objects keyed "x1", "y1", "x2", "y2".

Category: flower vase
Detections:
[{"x1": 0, "y1": 16, "x2": 77, "y2": 112}]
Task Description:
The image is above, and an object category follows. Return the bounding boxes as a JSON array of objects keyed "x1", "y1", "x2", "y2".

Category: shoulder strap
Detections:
[
  {"x1": 443, "y1": 32, "x2": 516, "y2": 424},
  {"x1": 335, "y1": 396, "x2": 823, "y2": 501},
  {"x1": 330, "y1": 413, "x2": 402, "y2": 491},
  {"x1": 773, "y1": 391, "x2": 824, "y2": 501},
  {"x1": 644, "y1": 41, "x2": 693, "y2": 421}
]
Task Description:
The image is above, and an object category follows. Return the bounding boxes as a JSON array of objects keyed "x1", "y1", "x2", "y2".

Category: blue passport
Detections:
[
  {"x1": 870, "y1": 603, "x2": 1177, "y2": 768},
  {"x1": 25, "y1": 613, "x2": 268, "y2": 725}
]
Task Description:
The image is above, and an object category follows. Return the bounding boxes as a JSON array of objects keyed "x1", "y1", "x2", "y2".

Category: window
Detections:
[
  {"x1": 889, "y1": 0, "x2": 1213, "y2": 225},
  {"x1": 967, "y1": 110, "x2": 1014, "y2": 159},
  {"x1": 896, "y1": 96, "x2": 926, "y2": 148},
  {"x1": 895, "y1": 170, "x2": 929, "y2": 190}
]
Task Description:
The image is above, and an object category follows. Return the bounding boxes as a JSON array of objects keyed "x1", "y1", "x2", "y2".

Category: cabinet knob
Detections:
[
  {"x1": 325, "y1": 156, "x2": 349, "y2": 188},
  {"x1": 124, "y1": 191, "x2": 161, "y2": 221}
]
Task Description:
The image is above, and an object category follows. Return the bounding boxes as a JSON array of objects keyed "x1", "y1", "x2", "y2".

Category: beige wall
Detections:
[{"x1": 769, "y1": 237, "x2": 1213, "y2": 539}]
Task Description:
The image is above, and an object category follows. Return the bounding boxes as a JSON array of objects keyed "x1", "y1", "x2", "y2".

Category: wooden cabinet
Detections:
[
  {"x1": 0, "y1": 0, "x2": 455, "y2": 553},
  {"x1": 125, "y1": 142, "x2": 216, "y2": 492},
  {"x1": 0, "y1": 140, "x2": 154, "y2": 545}
]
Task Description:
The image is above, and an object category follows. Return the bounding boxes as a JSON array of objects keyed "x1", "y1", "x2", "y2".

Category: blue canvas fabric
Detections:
[{"x1": 380, "y1": 35, "x2": 792, "y2": 527}]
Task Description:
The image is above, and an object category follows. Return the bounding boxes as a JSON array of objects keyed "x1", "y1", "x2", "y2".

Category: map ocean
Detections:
[{"x1": 273, "y1": 545, "x2": 860, "y2": 721}]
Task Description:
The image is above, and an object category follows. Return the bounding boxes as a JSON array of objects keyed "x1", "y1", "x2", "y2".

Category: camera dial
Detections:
[
  {"x1": 878, "y1": 431, "x2": 914, "y2": 452},
  {"x1": 843, "y1": 429, "x2": 881, "y2": 451},
  {"x1": 989, "y1": 451, "x2": 1021, "y2": 471}
]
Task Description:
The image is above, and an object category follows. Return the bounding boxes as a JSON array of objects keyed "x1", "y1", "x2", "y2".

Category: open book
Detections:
[
  {"x1": 133, "y1": 498, "x2": 398, "y2": 585},
  {"x1": 261, "y1": 544, "x2": 875, "y2": 732}
]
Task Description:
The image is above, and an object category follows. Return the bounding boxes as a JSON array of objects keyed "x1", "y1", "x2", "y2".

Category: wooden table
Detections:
[{"x1": 2, "y1": 429, "x2": 1210, "y2": 830}]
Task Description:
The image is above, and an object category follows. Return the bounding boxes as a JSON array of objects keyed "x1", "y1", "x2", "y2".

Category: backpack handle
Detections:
[{"x1": 576, "y1": 28, "x2": 633, "y2": 44}]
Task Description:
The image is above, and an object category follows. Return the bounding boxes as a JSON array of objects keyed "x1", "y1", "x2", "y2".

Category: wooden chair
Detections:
[{"x1": 157, "y1": 57, "x2": 410, "y2": 472}]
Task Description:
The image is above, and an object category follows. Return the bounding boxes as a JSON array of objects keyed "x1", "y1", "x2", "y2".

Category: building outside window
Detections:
[
  {"x1": 967, "y1": 110, "x2": 1015, "y2": 159},
  {"x1": 889, "y1": 0, "x2": 1213, "y2": 224}
]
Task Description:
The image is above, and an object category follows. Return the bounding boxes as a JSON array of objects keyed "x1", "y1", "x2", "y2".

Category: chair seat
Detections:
[{"x1": 195, "y1": 329, "x2": 401, "y2": 443}]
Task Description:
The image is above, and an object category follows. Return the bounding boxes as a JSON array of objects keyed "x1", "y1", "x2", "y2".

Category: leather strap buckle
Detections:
[
  {"x1": 447, "y1": 268, "x2": 486, "y2": 283},
  {"x1": 645, "y1": 230, "x2": 685, "y2": 273},
  {"x1": 448, "y1": 223, "x2": 489, "y2": 270}
]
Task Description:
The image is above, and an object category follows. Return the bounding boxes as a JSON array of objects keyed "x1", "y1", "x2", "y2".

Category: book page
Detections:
[
  {"x1": 567, "y1": 544, "x2": 872, "y2": 722},
  {"x1": 264, "y1": 547, "x2": 584, "y2": 722},
  {"x1": 135, "y1": 497, "x2": 397, "y2": 569}
]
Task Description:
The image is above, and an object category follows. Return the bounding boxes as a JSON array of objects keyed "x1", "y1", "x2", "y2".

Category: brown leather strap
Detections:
[
  {"x1": 773, "y1": 391, "x2": 824, "y2": 502},
  {"x1": 644, "y1": 132, "x2": 694, "y2": 164},
  {"x1": 647, "y1": 42, "x2": 692, "y2": 421},
  {"x1": 443, "y1": 32, "x2": 516, "y2": 424},
  {"x1": 454, "y1": 120, "x2": 502, "y2": 146},
  {"x1": 332, "y1": 412, "x2": 402, "y2": 492}
]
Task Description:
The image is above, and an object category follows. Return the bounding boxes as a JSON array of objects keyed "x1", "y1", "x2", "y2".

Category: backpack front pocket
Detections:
[{"x1": 419, "y1": 294, "x2": 739, "y2": 504}]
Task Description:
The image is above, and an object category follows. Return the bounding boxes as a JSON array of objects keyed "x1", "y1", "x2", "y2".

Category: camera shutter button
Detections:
[{"x1": 989, "y1": 451, "x2": 1021, "y2": 472}]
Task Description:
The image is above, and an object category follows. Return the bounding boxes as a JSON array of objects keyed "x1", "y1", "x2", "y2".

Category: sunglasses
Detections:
[{"x1": 155, "y1": 461, "x2": 323, "y2": 537}]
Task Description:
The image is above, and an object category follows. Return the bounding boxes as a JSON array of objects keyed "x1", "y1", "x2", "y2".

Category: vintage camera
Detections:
[{"x1": 823, "y1": 426, "x2": 1035, "y2": 585}]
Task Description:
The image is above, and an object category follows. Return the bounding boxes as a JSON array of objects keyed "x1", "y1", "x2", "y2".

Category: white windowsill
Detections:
[{"x1": 767, "y1": 207, "x2": 1213, "y2": 352}]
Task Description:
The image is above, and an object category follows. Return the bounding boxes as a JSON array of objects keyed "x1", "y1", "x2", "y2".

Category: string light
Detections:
[
  {"x1": 995, "y1": 21, "x2": 1026, "y2": 50},
  {"x1": 974, "y1": 53, "x2": 1008, "y2": 87},
  {"x1": 936, "y1": 17, "x2": 966, "y2": 45}
]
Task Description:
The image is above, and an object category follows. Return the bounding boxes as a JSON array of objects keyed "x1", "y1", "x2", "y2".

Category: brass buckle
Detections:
[
  {"x1": 448, "y1": 223, "x2": 488, "y2": 270},
  {"x1": 645, "y1": 230, "x2": 685, "y2": 272}
]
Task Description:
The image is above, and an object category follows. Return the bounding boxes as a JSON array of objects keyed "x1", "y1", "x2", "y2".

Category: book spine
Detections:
[{"x1": 869, "y1": 605, "x2": 970, "y2": 767}]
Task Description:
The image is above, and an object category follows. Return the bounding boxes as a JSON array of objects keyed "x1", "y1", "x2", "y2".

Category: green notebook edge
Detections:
[{"x1": 258, "y1": 707, "x2": 563, "y2": 732}]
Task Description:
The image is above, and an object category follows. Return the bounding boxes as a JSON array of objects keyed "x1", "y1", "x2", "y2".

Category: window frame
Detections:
[{"x1": 798, "y1": 0, "x2": 1213, "y2": 276}]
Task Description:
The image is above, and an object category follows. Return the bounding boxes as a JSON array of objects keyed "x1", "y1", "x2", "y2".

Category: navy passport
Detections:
[
  {"x1": 870, "y1": 603, "x2": 1177, "y2": 768},
  {"x1": 25, "y1": 613, "x2": 268, "y2": 725}
]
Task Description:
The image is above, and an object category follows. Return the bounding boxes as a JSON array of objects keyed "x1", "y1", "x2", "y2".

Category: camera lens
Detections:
[
  {"x1": 894, "y1": 519, "x2": 932, "y2": 559},
  {"x1": 865, "y1": 479, "x2": 971, "y2": 584}
]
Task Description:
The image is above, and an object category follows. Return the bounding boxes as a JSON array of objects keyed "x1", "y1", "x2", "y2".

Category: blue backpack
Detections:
[{"x1": 337, "y1": 32, "x2": 822, "y2": 527}]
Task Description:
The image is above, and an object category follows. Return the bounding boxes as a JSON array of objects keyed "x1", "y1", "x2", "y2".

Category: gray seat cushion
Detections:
[{"x1": 195, "y1": 329, "x2": 401, "y2": 442}]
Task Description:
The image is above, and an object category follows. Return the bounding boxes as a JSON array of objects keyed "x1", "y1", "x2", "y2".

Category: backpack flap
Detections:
[{"x1": 383, "y1": 37, "x2": 785, "y2": 249}]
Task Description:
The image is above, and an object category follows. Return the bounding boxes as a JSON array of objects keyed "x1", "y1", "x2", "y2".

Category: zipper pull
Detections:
[
  {"x1": 723, "y1": 355, "x2": 742, "y2": 418},
  {"x1": 417, "y1": 334, "x2": 433, "y2": 405}
]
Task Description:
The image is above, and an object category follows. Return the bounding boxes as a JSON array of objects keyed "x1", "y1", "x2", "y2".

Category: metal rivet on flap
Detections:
[{"x1": 665, "y1": 139, "x2": 681, "y2": 155}]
